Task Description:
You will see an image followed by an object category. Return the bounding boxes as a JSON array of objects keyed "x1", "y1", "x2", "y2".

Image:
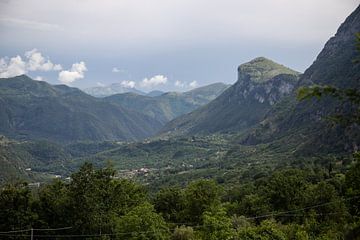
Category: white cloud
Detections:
[
  {"x1": 112, "y1": 67, "x2": 121, "y2": 73},
  {"x1": 189, "y1": 80, "x2": 198, "y2": 88},
  {"x1": 175, "y1": 80, "x2": 186, "y2": 88},
  {"x1": 58, "y1": 61, "x2": 87, "y2": 84},
  {"x1": 174, "y1": 80, "x2": 198, "y2": 89},
  {"x1": 96, "y1": 82, "x2": 105, "y2": 87},
  {"x1": 0, "y1": 49, "x2": 62, "y2": 78},
  {"x1": 121, "y1": 80, "x2": 136, "y2": 88},
  {"x1": 141, "y1": 75, "x2": 167, "y2": 88},
  {"x1": 0, "y1": 56, "x2": 26, "y2": 78},
  {"x1": 25, "y1": 49, "x2": 62, "y2": 71},
  {"x1": 34, "y1": 76, "x2": 43, "y2": 81}
]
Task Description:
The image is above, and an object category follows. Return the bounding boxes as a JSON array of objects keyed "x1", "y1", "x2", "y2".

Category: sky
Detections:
[{"x1": 0, "y1": 0, "x2": 359, "y2": 92}]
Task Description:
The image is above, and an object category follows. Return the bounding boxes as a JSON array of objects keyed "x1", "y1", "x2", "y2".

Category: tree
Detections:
[
  {"x1": 172, "y1": 226, "x2": 196, "y2": 240},
  {"x1": 184, "y1": 179, "x2": 222, "y2": 223},
  {"x1": 345, "y1": 153, "x2": 360, "y2": 219},
  {"x1": 38, "y1": 179, "x2": 70, "y2": 228},
  {"x1": 115, "y1": 202, "x2": 170, "y2": 240},
  {"x1": 200, "y1": 205, "x2": 234, "y2": 240},
  {"x1": 0, "y1": 183, "x2": 39, "y2": 231},
  {"x1": 236, "y1": 220, "x2": 286, "y2": 240},
  {"x1": 66, "y1": 163, "x2": 147, "y2": 235},
  {"x1": 265, "y1": 169, "x2": 307, "y2": 217},
  {"x1": 154, "y1": 186, "x2": 186, "y2": 223}
]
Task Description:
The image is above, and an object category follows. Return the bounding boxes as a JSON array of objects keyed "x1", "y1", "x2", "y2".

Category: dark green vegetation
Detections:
[
  {"x1": 105, "y1": 83, "x2": 229, "y2": 124},
  {"x1": 0, "y1": 76, "x2": 228, "y2": 143},
  {"x1": 0, "y1": 75, "x2": 163, "y2": 142},
  {"x1": 1, "y1": 160, "x2": 360, "y2": 239},
  {"x1": 161, "y1": 57, "x2": 300, "y2": 136}
]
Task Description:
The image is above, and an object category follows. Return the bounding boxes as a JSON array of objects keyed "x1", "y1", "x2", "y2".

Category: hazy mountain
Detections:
[
  {"x1": 161, "y1": 57, "x2": 300, "y2": 136},
  {"x1": 146, "y1": 90, "x2": 165, "y2": 97},
  {"x1": 83, "y1": 83, "x2": 145, "y2": 97},
  {"x1": 104, "y1": 83, "x2": 230, "y2": 125},
  {"x1": 241, "y1": 5, "x2": 360, "y2": 154},
  {"x1": 0, "y1": 75, "x2": 162, "y2": 142}
]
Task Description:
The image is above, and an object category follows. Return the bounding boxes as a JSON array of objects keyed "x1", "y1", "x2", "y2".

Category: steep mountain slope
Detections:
[
  {"x1": 104, "y1": 83, "x2": 229, "y2": 124},
  {"x1": 83, "y1": 83, "x2": 144, "y2": 97},
  {"x1": 241, "y1": 5, "x2": 360, "y2": 153},
  {"x1": 161, "y1": 57, "x2": 300, "y2": 136},
  {"x1": 0, "y1": 75, "x2": 162, "y2": 142}
]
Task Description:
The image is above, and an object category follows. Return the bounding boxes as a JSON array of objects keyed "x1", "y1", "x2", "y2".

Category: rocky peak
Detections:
[{"x1": 237, "y1": 57, "x2": 299, "y2": 83}]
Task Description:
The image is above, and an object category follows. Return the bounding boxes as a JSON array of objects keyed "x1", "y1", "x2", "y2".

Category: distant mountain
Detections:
[
  {"x1": 241, "y1": 5, "x2": 360, "y2": 154},
  {"x1": 146, "y1": 90, "x2": 165, "y2": 97},
  {"x1": 161, "y1": 57, "x2": 300, "y2": 136},
  {"x1": 0, "y1": 75, "x2": 162, "y2": 142},
  {"x1": 104, "y1": 83, "x2": 230, "y2": 125},
  {"x1": 83, "y1": 83, "x2": 145, "y2": 97}
]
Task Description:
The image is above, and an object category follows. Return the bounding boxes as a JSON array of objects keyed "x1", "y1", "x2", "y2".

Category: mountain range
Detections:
[
  {"x1": 0, "y1": 75, "x2": 163, "y2": 142},
  {"x1": 83, "y1": 83, "x2": 145, "y2": 97},
  {"x1": 0, "y1": 5, "x2": 359, "y2": 185},
  {"x1": 0, "y1": 76, "x2": 229, "y2": 142},
  {"x1": 105, "y1": 83, "x2": 229, "y2": 124}
]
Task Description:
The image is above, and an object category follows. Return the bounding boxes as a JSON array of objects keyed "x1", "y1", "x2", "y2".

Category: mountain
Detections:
[
  {"x1": 161, "y1": 57, "x2": 300, "y2": 136},
  {"x1": 146, "y1": 90, "x2": 165, "y2": 97},
  {"x1": 241, "y1": 5, "x2": 360, "y2": 154},
  {"x1": 104, "y1": 83, "x2": 230, "y2": 125},
  {"x1": 83, "y1": 83, "x2": 145, "y2": 97},
  {"x1": 0, "y1": 75, "x2": 162, "y2": 142}
]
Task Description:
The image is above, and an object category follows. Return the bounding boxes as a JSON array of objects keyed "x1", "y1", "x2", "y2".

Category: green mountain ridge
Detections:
[
  {"x1": 104, "y1": 82, "x2": 230, "y2": 125},
  {"x1": 83, "y1": 83, "x2": 145, "y2": 97},
  {"x1": 0, "y1": 75, "x2": 163, "y2": 142}
]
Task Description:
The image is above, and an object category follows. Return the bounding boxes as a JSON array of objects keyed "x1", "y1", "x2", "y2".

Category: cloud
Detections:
[
  {"x1": 25, "y1": 49, "x2": 62, "y2": 71},
  {"x1": 58, "y1": 61, "x2": 87, "y2": 84},
  {"x1": 0, "y1": 56, "x2": 26, "y2": 78},
  {"x1": 175, "y1": 80, "x2": 186, "y2": 88},
  {"x1": 96, "y1": 82, "x2": 105, "y2": 87},
  {"x1": 141, "y1": 75, "x2": 167, "y2": 88},
  {"x1": 0, "y1": 49, "x2": 62, "y2": 78},
  {"x1": 121, "y1": 80, "x2": 136, "y2": 88},
  {"x1": 174, "y1": 80, "x2": 198, "y2": 89},
  {"x1": 189, "y1": 80, "x2": 198, "y2": 88},
  {"x1": 34, "y1": 76, "x2": 43, "y2": 81},
  {"x1": 112, "y1": 67, "x2": 121, "y2": 73}
]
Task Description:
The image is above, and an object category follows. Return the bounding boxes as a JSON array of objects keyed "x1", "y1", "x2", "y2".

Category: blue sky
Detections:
[{"x1": 0, "y1": 0, "x2": 358, "y2": 92}]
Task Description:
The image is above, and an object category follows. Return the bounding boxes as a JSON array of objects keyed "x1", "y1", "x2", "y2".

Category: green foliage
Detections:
[
  {"x1": 154, "y1": 186, "x2": 186, "y2": 222},
  {"x1": 345, "y1": 153, "x2": 360, "y2": 219},
  {"x1": 201, "y1": 205, "x2": 234, "y2": 240},
  {"x1": 184, "y1": 179, "x2": 222, "y2": 223},
  {"x1": 115, "y1": 202, "x2": 170, "y2": 240},
  {"x1": 0, "y1": 75, "x2": 162, "y2": 142},
  {"x1": 0, "y1": 183, "x2": 39, "y2": 231},
  {"x1": 236, "y1": 220, "x2": 286, "y2": 240},
  {"x1": 266, "y1": 169, "x2": 308, "y2": 214},
  {"x1": 172, "y1": 226, "x2": 196, "y2": 240}
]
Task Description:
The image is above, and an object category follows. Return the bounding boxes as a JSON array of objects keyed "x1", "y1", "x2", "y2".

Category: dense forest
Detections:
[{"x1": 0, "y1": 157, "x2": 359, "y2": 239}]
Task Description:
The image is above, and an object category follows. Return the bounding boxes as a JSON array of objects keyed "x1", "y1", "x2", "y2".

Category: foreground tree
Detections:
[{"x1": 115, "y1": 202, "x2": 170, "y2": 240}]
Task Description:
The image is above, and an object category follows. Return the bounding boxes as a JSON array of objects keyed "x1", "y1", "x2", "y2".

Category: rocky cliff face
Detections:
[
  {"x1": 241, "y1": 5, "x2": 360, "y2": 153},
  {"x1": 160, "y1": 57, "x2": 300, "y2": 136}
]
